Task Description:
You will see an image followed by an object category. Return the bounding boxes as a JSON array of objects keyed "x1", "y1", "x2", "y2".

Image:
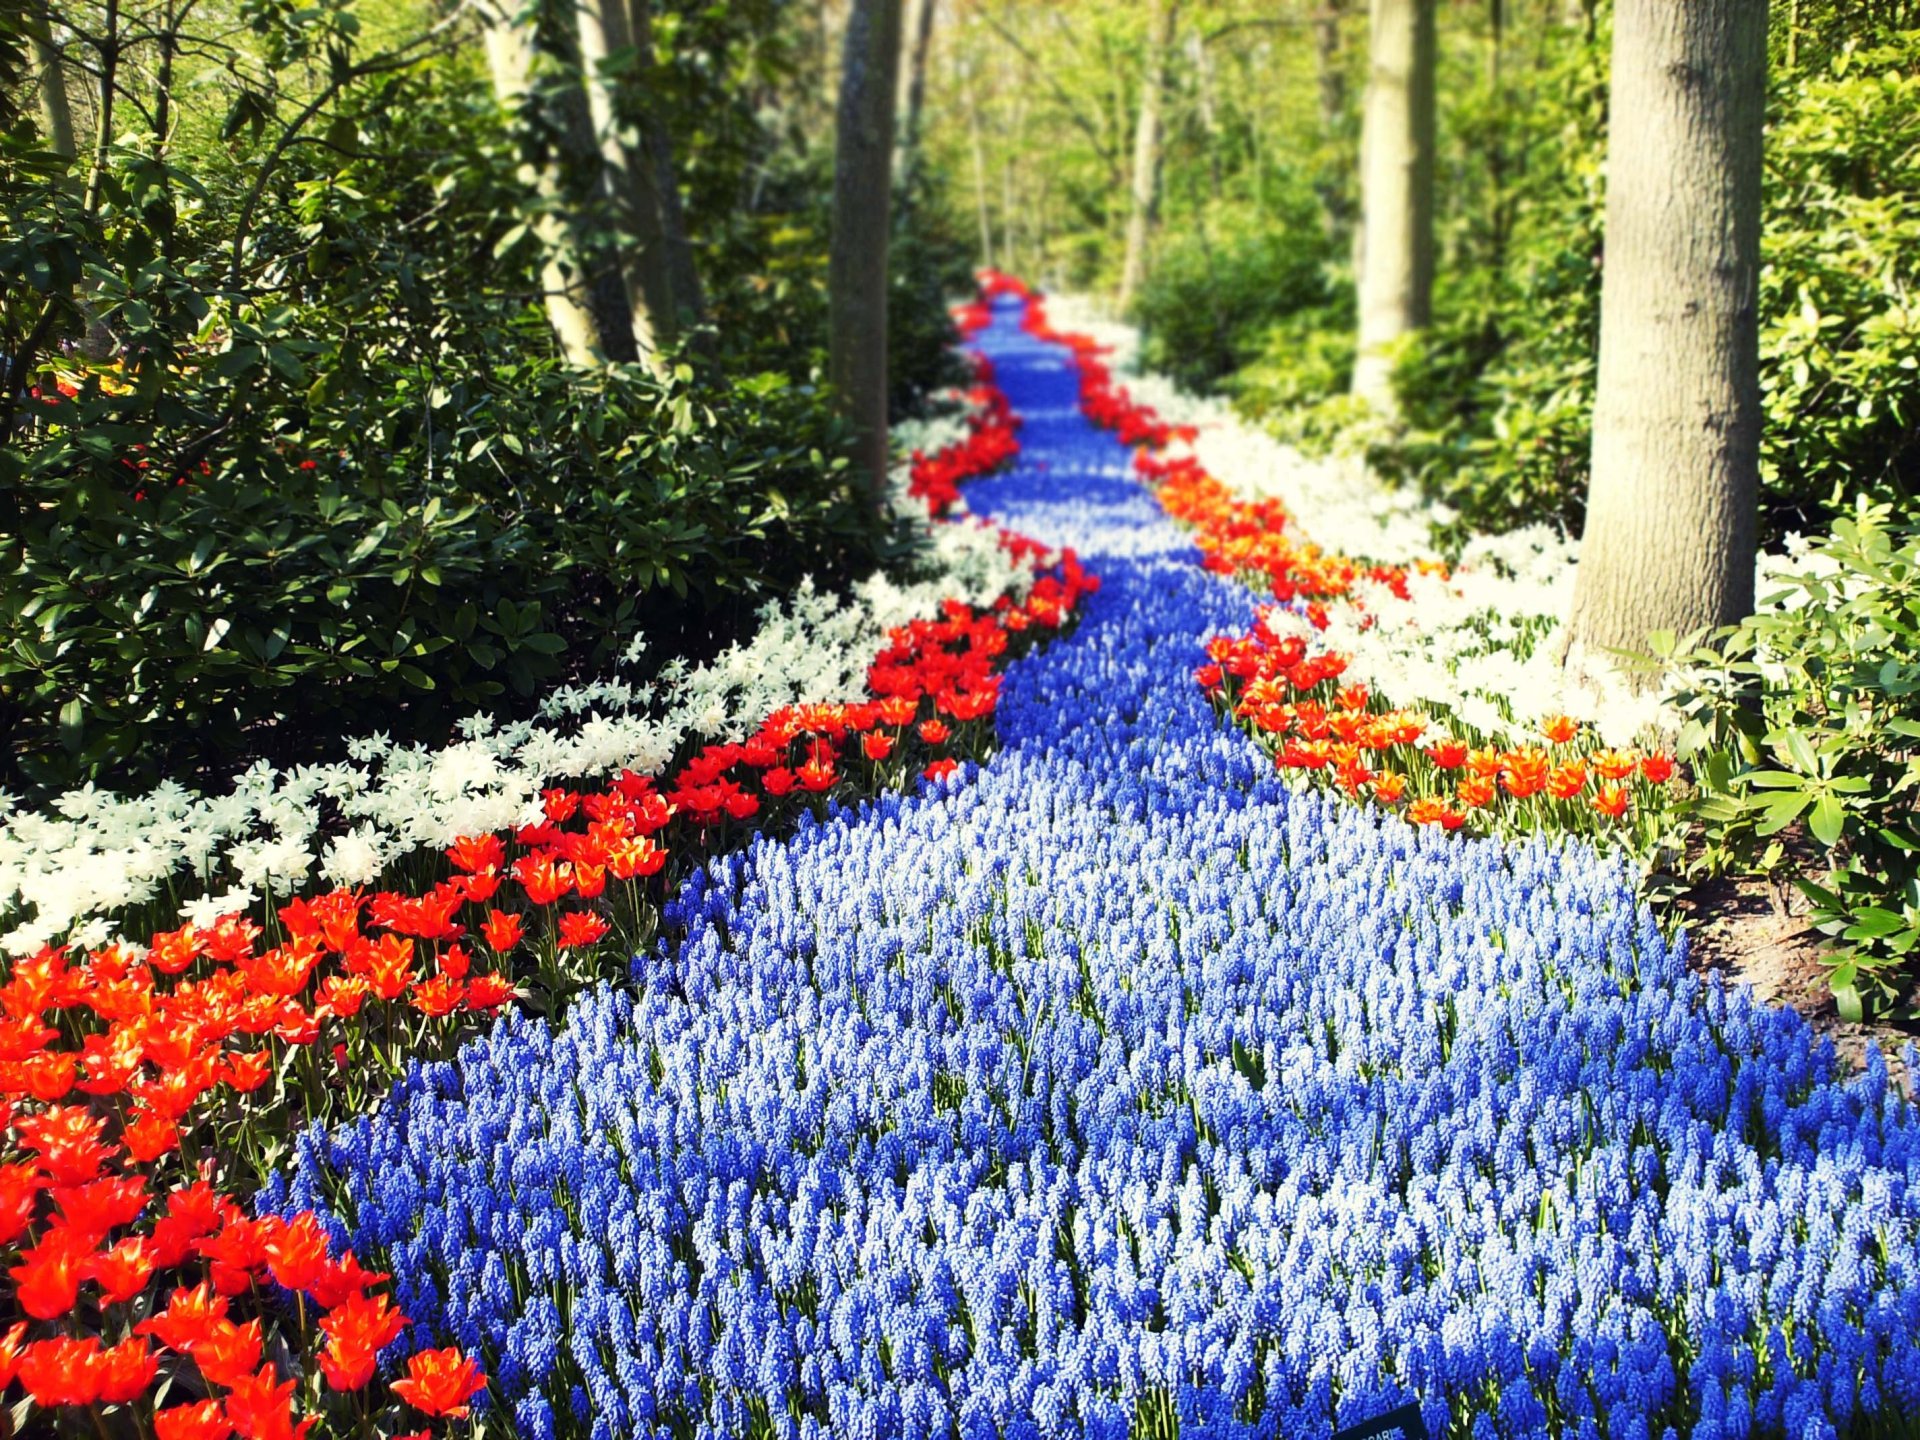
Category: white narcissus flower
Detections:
[
  {"x1": 321, "y1": 828, "x2": 388, "y2": 888},
  {"x1": 0, "y1": 387, "x2": 1051, "y2": 955},
  {"x1": 1054, "y1": 293, "x2": 1798, "y2": 750}
]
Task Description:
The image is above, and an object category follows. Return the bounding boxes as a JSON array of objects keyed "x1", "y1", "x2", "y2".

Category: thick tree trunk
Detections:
[
  {"x1": 626, "y1": 0, "x2": 706, "y2": 331},
  {"x1": 1350, "y1": 0, "x2": 1435, "y2": 414},
  {"x1": 480, "y1": 2, "x2": 609, "y2": 368},
  {"x1": 576, "y1": 0, "x2": 673, "y2": 372},
  {"x1": 828, "y1": 0, "x2": 903, "y2": 506},
  {"x1": 1567, "y1": 0, "x2": 1768, "y2": 666},
  {"x1": 896, "y1": 0, "x2": 937, "y2": 172},
  {"x1": 26, "y1": 6, "x2": 76, "y2": 161},
  {"x1": 1116, "y1": 0, "x2": 1177, "y2": 315}
]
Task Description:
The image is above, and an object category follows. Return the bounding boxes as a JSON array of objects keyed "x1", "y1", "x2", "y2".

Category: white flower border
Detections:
[
  {"x1": 0, "y1": 403, "x2": 1042, "y2": 956},
  {"x1": 1042, "y1": 294, "x2": 1811, "y2": 752}
]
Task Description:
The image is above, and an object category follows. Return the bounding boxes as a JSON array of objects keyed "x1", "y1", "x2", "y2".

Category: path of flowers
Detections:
[{"x1": 280, "y1": 296, "x2": 1920, "y2": 1439}]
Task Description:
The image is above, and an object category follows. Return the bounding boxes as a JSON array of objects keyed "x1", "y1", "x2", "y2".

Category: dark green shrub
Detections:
[
  {"x1": 0, "y1": 18, "x2": 899, "y2": 798},
  {"x1": 1134, "y1": 194, "x2": 1339, "y2": 394},
  {"x1": 1666, "y1": 502, "x2": 1920, "y2": 1020}
]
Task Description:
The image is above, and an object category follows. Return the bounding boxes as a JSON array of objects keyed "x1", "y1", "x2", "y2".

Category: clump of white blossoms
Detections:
[
  {"x1": 0, "y1": 400, "x2": 1042, "y2": 957},
  {"x1": 1046, "y1": 293, "x2": 1789, "y2": 749}
]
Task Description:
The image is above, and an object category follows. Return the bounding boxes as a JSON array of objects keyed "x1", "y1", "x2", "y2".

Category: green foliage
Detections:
[
  {"x1": 1133, "y1": 192, "x2": 1339, "y2": 393},
  {"x1": 0, "y1": 0, "x2": 956, "y2": 798},
  {"x1": 1665, "y1": 503, "x2": 1920, "y2": 1020},
  {"x1": 705, "y1": 150, "x2": 971, "y2": 422},
  {"x1": 1364, "y1": 17, "x2": 1610, "y2": 539},
  {"x1": 1371, "y1": 13, "x2": 1920, "y2": 545},
  {"x1": 888, "y1": 168, "x2": 978, "y2": 417},
  {"x1": 1229, "y1": 303, "x2": 1356, "y2": 424},
  {"x1": 1759, "y1": 42, "x2": 1920, "y2": 523}
]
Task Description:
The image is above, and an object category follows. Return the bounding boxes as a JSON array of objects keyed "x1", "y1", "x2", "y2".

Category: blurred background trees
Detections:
[{"x1": 923, "y1": 0, "x2": 1918, "y2": 551}]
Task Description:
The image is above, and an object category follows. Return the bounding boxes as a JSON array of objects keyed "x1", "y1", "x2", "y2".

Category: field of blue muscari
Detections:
[{"x1": 269, "y1": 301, "x2": 1920, "y2": 1440}]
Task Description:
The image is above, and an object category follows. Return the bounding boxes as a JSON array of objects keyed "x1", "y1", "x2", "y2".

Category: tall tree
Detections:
[
  {"x1": 26, "y1": 5, "x2": 76, "y2": 161},
  {"x1": 479, "y1": 0, "x2": 610, "y2": 368},
  {"x1": 576, "y1": 0, "x2": 674, "y2": 372},
  {"x1": 1350, "y1": 0, "x2": 1435, "y2": 414},
  {"x1": 1567, "y1": 0, "x2": 1769, "y2": 664},
  {"x1": 828, "y1": 0, "x2": 903, "y2": 505},
  {"x1": 1116, "y1": 0, "x2": 1178, "y2": 316},
  {"x1": 896, "y1": 0, "x2": 938, "y2": 172},
  {"x1": 963, "y1": 48, "x2": 995, "y2": 270},
  {"x1": 626, "y1": 0, "x2": 705, "y2": 332}
]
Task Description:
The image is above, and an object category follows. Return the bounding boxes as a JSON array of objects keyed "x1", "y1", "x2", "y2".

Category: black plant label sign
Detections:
[{"x1": 1331, "y1": 1401, "x2": 1429, "y2": 1440}]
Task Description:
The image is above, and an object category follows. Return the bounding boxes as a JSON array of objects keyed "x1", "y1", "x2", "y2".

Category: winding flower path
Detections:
[{"x1": 281, "y1": 297, "x2": 1920, "y2": 1439}]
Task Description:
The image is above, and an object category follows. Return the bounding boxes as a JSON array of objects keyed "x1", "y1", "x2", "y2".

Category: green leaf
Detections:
[
  {"x1": 1755, "y1": 792, "x2": 1810, "y2": 836},
  {"x1": 1832, "y1": 967, "x2": 1865, "y2": 1024},
  {"x1": 1843, "y1": 906, "x2": 1909, "y2": 939},
  {"x1": 1809, "y1": 793, "x2": 1846, "y2": 847}
]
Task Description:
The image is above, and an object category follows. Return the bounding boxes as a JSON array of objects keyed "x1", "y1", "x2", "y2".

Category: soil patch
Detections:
[{"x1": 1676, "y1": 867, "x2": 1919, "y2": 1097}]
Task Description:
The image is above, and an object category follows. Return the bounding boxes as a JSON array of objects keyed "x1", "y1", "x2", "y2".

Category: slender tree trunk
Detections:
[
  {"x1": 1313, "y1": 0, "x2": 1351, "y2": 241},
  {"x1": 896, "y1": 0, "x2": 937, "y2": 172},
  {"x1": 481, "y1": 1, "x2": 609, "y2": 368},
  {"x1": 1117, "y1": 0, "x2": 1178, "y2": 315},
  {"x1": 1189, "y1": 30, "x2": 1224, "y2": 204},
  {"x1": 1350, "y1": 0, "x2": 1436, "y2": 414},
  {"x1": 26, "y1": 5, "x2": 76, "y2": 161},
  {"x1": 965, "y1": 56, "x2": 995, "y2": 270},
  {"x1": 1486, "y1": 0, "x2": 1511, "y2": 272},
  {"x1": 829, "y1": 0, "x2": 903, "y2": 505},
  {"x1": 577, "y1": 0, "x2": 673, "y2": 371},
  {"x1": 1002, "y1": 154, "x2": 1020, "y2": 277},
  {"x1": 626, "y1": 0, "x2": 705, "y2": 331},
  {"x1": 1567, "y1": 0, "x2": 1769, "y2": 665}
]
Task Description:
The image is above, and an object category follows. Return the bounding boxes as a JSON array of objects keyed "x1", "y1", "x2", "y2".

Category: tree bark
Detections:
[
  {"x1": 964, "y1": 53, "x2": 995, "y2": 270},
  {"x1": 1567, "y1": 0, "x2": 1769, "y2": 666},
  {"x1": 626, "y1": 0, "x2": 705, "y2": 332},
  {"x1": 1315, "y1": 0, "x2": 1349, "y2": 136},
  {"x1": 1116, "y1": 0, "x2": 1178, "y2": 316},
  {"x1": 1350, "y1": 0, "x2": 1435, "y2": 414},
  {"x1": 1188, "y1": 29, "x2": 1223, "y2": 203},
  {"x1": 896, "y1": 0, "x2": 937, "y2": 173},
  {"x1": 480, "y1": 0, "x2": 610, "y2": 368},
  {"x1": 26, "y1": 5, "x2": 77, "y2": 161},
  {"x1": 828, "y1": 0, "x2": 903, "y2": 506},
  {"x1": 576, "y1": 0, "x2": 673, "y2": 371}
]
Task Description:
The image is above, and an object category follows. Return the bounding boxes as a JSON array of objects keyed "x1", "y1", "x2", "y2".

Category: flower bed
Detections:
[
  {"x1": 1031, "y1": 295, "x2": 1673, "y2": 753},
  {"x1": 0, "y1": 357, "x2": 1095, "y2": 1433},
  {"x1": 275, "y1": 292, "x2": 1920, "y2": 1438},
  {"x1": 1007, "y1": 285, "x2": 1683, "y2": 852}
]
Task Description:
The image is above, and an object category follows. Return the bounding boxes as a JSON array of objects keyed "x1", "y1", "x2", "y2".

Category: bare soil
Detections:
[{"x1": 1675, "y1": 865, "x2": 1919, "y2": 1097}]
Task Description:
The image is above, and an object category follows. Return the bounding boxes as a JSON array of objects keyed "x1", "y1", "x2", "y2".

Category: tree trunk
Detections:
[
  {"x1": 1350, "y1": 0, "x2": 1435, "y2": 414},
  {"x1": 1315, "y1": 0, "x2": 1348, "y2": 135},
  {"x1": 480, "y1": 1, "x2": 610, "y2": 368},
  {"x1": 1116, "y1": 0, "x2": 1177, "y2": 315},
  {"x1": 964, "y1": 55, "x2": 995, "y2": 270},
  {"x1": 26, "y1": 5, "x2": 76, "y2": 161},
  {"x1": 576, "y1": 0, "x2": 674, "y2": 371},
  {"x1": 1188, "y1": 29, "x2": 1224, "y2": 204},
  {"x1": 626, "y1": 0, "x2": 706, "y2": 332},
  {"x1": 828, "y1": 0, "x2": 903, "y2": 506},
  {"x1": 896, "y1": 0, "x2": 937, "y2": 173},
  {"x1": 1567, "y1": 0, "x2": 1769, "y2": 666}
]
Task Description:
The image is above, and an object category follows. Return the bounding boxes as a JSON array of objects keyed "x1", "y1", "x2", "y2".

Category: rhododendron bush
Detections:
[{"x1": 0, "y1": 350, "x2": 1094, "y2": 1434}]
